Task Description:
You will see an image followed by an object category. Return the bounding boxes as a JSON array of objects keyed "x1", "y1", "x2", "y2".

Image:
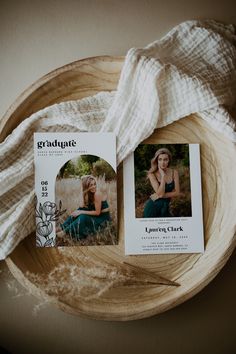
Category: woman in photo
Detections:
[
  {"x1": 60, "y1": 175, "x2": 111, "y2": 239},
  {"x1": 143, "y1": 148, "x2": 180, "y2": 218}
]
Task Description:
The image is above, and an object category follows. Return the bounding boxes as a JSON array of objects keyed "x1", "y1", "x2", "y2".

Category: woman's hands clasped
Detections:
[
  {"x1": 71, "y1": 210, "x2": 83, "y2": 218},
  {"x1": 150, "y1": 193, "x2": 159, "y2": 201}
]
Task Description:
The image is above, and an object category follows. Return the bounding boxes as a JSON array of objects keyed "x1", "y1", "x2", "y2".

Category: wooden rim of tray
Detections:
[{"x1": 1, "y1": 56, "x2": 236, "y2": 321}]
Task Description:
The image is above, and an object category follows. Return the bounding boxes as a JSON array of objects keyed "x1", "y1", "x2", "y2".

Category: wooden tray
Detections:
[{"x1": 1, "y1": 56, "x2": 236, "y2": 321}]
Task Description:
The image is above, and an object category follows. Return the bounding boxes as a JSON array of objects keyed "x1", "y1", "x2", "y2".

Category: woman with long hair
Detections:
[
  {"x1": 60, "y1": 175, "x2": 110, "y2": 239},
  {"x1": 143, "y1": 148, "x2": 180, "y2": 218}
]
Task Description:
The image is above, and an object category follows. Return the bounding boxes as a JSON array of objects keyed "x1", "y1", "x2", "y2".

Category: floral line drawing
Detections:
[{"x1": 35, "y1": 196, "x2": 66, "y2": 247}]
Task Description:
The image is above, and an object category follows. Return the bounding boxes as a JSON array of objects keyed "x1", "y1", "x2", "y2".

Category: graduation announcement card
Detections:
[
  {"x1": 34, "y1": 132, "x2": 117, "y2": 247},
  {"x1": 123, "y1": 143, "x2": 204, "y2": 255}
]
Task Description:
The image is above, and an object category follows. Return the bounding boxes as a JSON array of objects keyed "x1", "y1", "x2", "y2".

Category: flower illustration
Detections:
[
  {"x1": 43, "y1": 201, "x2": 57, "y2": 215},
  {"x1": 35, "y1": 197, "x2": 66, "y2": 246},
  {"x1": 36, "y1": 221, "x2": 53, "y2": 238}
]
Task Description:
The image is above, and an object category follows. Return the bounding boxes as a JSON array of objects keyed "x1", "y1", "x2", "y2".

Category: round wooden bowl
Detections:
[{"x1": 1, "y1": 56, "x2": 236, "y2": 321}]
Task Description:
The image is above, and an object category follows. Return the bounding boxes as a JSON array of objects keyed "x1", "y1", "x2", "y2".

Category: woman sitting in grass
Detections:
[{"x1": 60, "y1": 175, "x2": 111, "y2": 240}]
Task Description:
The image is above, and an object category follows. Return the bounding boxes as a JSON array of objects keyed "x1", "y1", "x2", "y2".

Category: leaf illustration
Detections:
[
  {"x1": 35, "y1": 209, "x2": 41, "y2": 219},
  {"x1": 49, "y1": 216, "x2": 58, "y2": 221},
  {"x1": 36, "y1": 236, "x2": 42, "y2": 247},
  {"x1": 39, "y1": 203, "x2": 43, "y2": 217},
  {"x1": 44, "y1": 238, "x2": 55, "y2": 247},
  {"x1": 49, "y1": 206, "x2": 67, "y2": 221},
  {"x1": 34, "y1": 198, "x2": 42, "y2": 219},
  {"x1": 59, "y1": 209, "x2": 67, "y2": 215},
  {"x1": 59, "y1": 200, "x2": 62, "y2": 210}
]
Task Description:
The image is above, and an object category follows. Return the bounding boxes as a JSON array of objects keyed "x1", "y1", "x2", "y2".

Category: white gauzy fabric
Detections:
[{"x1": 0, "y1": 19, "x2": 236, "y2": 259}]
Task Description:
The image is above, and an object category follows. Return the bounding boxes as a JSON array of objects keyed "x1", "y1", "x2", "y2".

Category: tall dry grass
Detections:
[{"x1": 55, "y1": 176, "x2": 117, "y2": 246}]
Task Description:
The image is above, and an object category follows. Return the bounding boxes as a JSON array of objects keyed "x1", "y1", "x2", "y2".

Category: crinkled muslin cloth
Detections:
[{"x1": 1, "y1": 20, "x2": 236, "y2": 259}]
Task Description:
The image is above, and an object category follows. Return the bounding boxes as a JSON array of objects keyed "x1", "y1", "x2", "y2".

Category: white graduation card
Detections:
[
  {"x1": 123, "y1": 143, "x2": 204, "y2": 255},
  {"x1": 34, "y1": 132, "x2": 117, "y2": 247}
]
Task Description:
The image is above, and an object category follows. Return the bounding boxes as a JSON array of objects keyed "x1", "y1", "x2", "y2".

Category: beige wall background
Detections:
[{"x1": 1, "y1": 1, "x2": 236, "y2": 353}]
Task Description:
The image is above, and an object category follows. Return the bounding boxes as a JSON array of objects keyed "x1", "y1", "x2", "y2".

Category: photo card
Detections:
[
  {"x1": 34, "y1": 132, "x2": 117, "y2": 247},
  {"x1": 123, "y1": 143, "x2": 204, "y2": 255}
]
